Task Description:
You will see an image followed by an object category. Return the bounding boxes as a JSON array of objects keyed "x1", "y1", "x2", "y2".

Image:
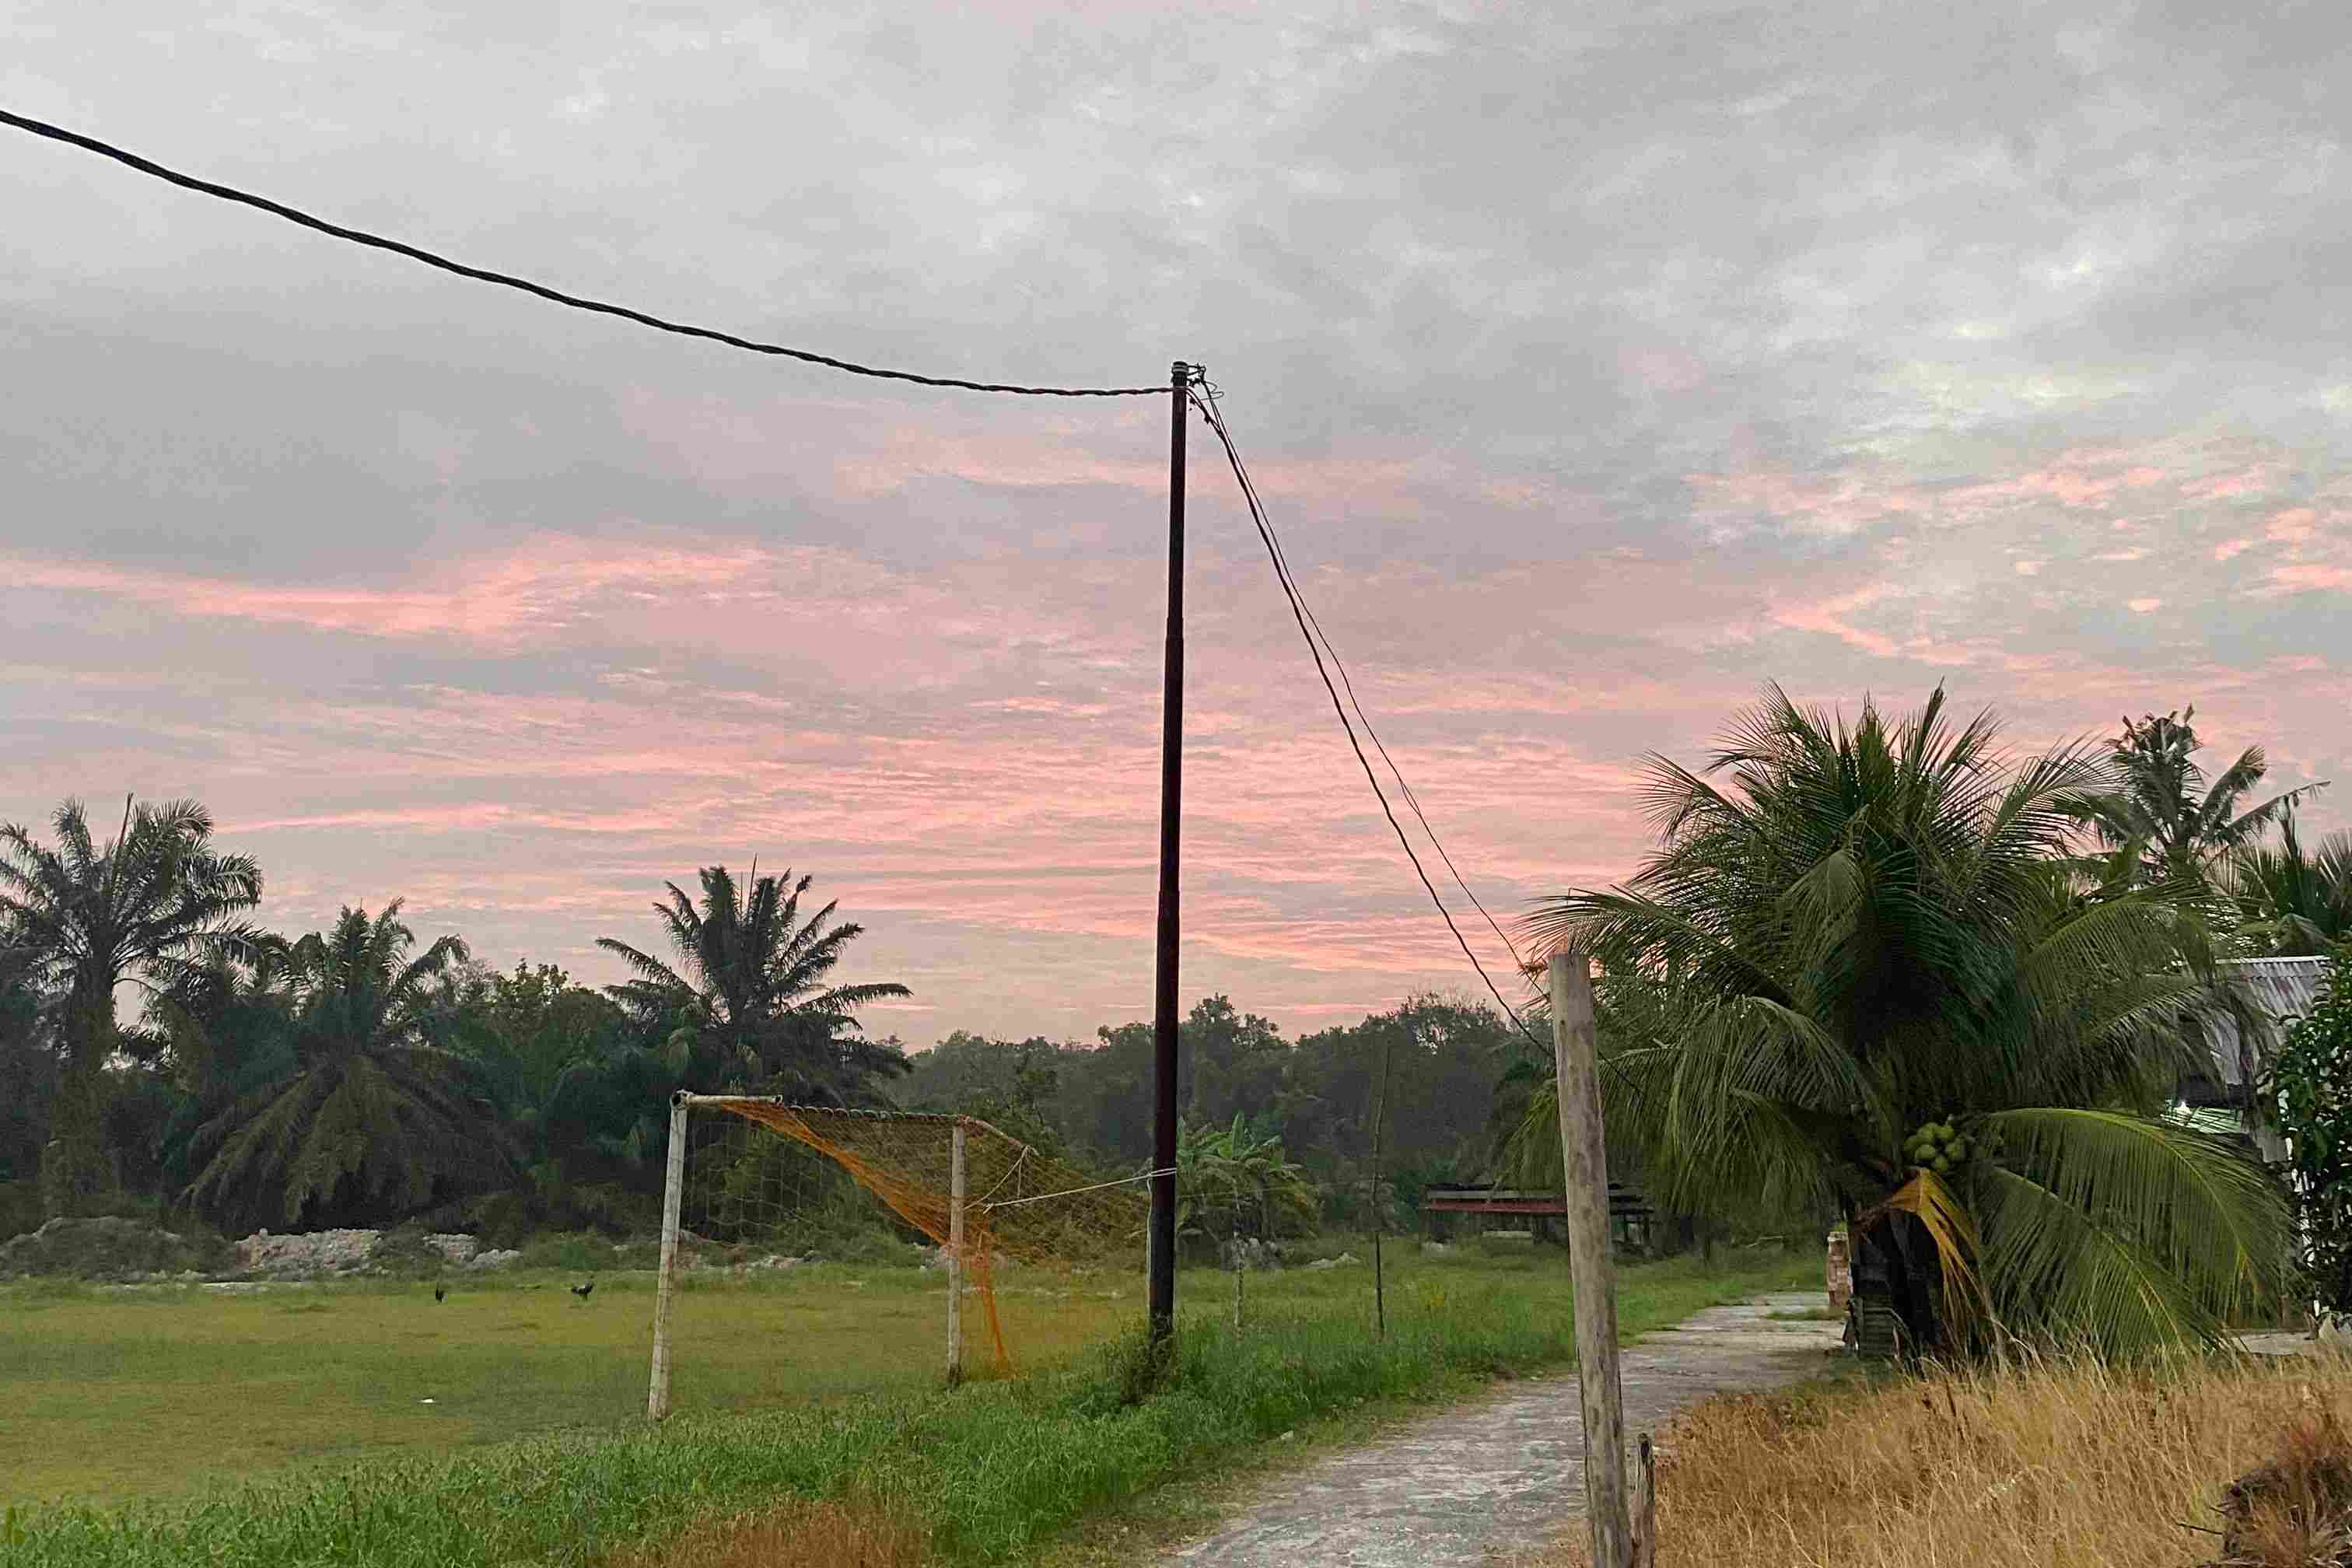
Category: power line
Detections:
[
  {"x1": 1189, "y1": 387, "x2": 1545, "y2": 1049},
  {"x1": 0, "y1": 108, "x2": 1164, "y2": 399},
  {"x1": 1194, "y1": 378, "x2": 1528, "y2": 978}
]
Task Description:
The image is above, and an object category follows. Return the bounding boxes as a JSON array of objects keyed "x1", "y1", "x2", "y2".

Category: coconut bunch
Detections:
[{"x1": 1904, "y1": 1118, "x2": 1971, "y2": 1175}]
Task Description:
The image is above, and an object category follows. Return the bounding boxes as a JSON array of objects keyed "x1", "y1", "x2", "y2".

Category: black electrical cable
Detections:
[
  {"x1": 0, "y1": 108, "x2": 1164, "y2": 398},
  {"x1": 1194, "y1": 377, "x2": 1528, "y2": 978},
  {"x1": 1190, "y1": 389, "x2": 1545, "y2": 1048}
]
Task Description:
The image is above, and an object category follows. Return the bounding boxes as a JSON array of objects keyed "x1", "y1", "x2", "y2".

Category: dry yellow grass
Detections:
[
  {"x1": 607, "y1": 1499, "x2": 929, "y2": 1568},
  {"x1": 1533, "y1": 1350, "x2": 2352, "y2": 1568}
]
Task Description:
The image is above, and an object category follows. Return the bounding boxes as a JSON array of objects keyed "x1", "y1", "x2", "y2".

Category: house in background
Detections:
[{"x1": 2182, "y1": 955, "x2": 2334, "y2": 1163}]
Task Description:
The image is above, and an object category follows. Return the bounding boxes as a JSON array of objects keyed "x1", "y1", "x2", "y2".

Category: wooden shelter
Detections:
[{"x1": 1419, "y1": 1181, "x2": 1658, "y2": 1251}]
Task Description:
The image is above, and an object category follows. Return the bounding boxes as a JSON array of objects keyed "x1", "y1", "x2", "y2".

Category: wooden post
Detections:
[
  {"x1": 1552, "y1": 949, "x2": 1629, "y2": 1568},
  {"x1": 1370, "y1": 1022, "x2": 1398, "y2": 1339},
  {"x1": 947, "y1": 1120, "x2": 967, "y2": 1387},
  {"x1": 1631, "y1": 1432, "x2": 1657, "y2": 1568},
  {"x1": 646, "y1": 1091, "x2": 689, "y2": 1421}
]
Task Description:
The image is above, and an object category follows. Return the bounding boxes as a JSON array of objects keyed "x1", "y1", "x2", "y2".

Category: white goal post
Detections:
[{"x1": 646, "y1": 1091, "x2": 972, "y2": 1420}]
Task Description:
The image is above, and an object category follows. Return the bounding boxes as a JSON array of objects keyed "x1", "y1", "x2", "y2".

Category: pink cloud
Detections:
[
  {"x1": 1769, "y1": 583, "x2": 1902, "y2": 656},
  {"x1": 2267, "y1": 563, "x2": 2352, "y2": 592}
]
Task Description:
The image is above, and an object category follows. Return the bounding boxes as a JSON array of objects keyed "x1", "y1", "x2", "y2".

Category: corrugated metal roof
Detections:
[{"x1": 2202, "y1": 957, "x2": 2334, "y2": 1088}]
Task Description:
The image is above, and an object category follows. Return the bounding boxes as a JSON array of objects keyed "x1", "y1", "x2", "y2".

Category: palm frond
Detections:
[{"x1": 1982, "y1": 1107, "x2": 2291, "y2": 1339}]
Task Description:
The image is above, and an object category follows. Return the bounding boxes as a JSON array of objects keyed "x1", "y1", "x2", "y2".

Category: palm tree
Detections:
[
  {"x1": 143, "y1": 936, "x2": 301, "y2": 1195},
  {"x1": 2231, "y1": 809, "x2": 2352, "y2": 957},
  {"x1": 1526, "y1": 687, "x2": 2292, "y2": 1357},
  {"x1": 186, "y1": 903, "x2": 509, "y2": 1228},
  {"x1": 0, "y1": 796, "x2": 262, "y2": 1216},
  {"x1": 2080, "y1": 707, "x2": 2323, "y2": 892},
  {"x1": 1176, "y1": 1115, "x2": 1319, "y2": 1251},
  {"x1": 597, "y1": 866, "x2": 912, "y2": 1104}
]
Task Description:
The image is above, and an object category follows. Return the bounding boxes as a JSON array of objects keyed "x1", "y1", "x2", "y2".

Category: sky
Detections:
[{"x1": 3, "y1": 1, "x2": 2347, "y2": 1046}]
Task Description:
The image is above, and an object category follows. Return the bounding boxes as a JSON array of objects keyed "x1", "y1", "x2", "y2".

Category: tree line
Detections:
[{"x1": 0, "y1": 807, "x2": 1521, "y2": 1244}]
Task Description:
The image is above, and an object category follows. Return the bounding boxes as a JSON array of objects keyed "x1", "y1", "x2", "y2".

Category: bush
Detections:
[
  {"x1": 2265, "y1": 951, "x2": 2352, "y2": 1321},
  {"x1": 0, "y1": 1216, "x2": 233, "y2": 1280},
  {"x1": 0, "y1": 1178, "x2": 44, "y2": 1243}
]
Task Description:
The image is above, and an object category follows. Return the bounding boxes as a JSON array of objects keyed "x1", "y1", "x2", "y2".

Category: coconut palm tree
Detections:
[
  {"x1": 2080, "y1": 707, "x2": 2323, "y2": 893},
  {"x1": 0, "y1": 796, "x2": 262, "y2": 1216},
  {"x1": 2231, "y1": 809, "x2": 2352, "y2": 957},
  {"x1": 597, "y1": 866, "x2": 911, "y2": 1104},
  {"x1": 186, "y1": 903, "x2": 509, "y2": 1227},
  {"x1": 1525, "y1": 687, "x2": 2292, "y2": 1357}
]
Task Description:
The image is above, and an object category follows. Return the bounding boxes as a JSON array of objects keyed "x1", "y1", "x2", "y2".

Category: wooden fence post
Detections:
[
  {"x1": 1632, "y1": 1431, "x2": 1657, "y2": 1568},
  {"x1": 1552, "y1": 949, "x2": 1629, "y2": 1568}
]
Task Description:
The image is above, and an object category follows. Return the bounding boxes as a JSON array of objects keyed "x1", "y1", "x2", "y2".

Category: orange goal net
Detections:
[{"x1": 646, "y1": 1093, "x2": 1149, "y2": 1416}]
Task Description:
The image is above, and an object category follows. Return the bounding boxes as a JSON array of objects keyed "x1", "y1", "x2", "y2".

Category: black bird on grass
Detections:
[
  {"x1": 571, "y1": 1279, "x2": 594, "y2": 1300},
  {"x1": 433, "y1": 1283, "x2": 446, "y2": 1304}
]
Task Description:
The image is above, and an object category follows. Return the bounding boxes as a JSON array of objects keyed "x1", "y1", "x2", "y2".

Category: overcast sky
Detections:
[{"x1": 3, "y1": 1, "x2": 2346, "y2": 1045}]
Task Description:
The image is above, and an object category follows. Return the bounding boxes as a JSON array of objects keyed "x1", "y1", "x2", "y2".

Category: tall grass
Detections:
[
  {"x1": 1531, "y1": 1347, "x2": 2352, "y2": 1568},
  {"x1": 5, "y1": 1251, "x2": 1810, "y2": 1567}
]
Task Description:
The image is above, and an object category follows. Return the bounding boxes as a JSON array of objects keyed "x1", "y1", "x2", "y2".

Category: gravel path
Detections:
[{"x1": 1167, "y1": 1291, "x2": 1843, "y2": 1568}]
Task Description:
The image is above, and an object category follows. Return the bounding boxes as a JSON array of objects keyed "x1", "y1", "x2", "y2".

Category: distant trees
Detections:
[
  {"x1": 0, "y1": 797, "x2": 261, "y2": 1217},
  {"x1": 2079, "y1": 706, "x2": 2323, "y2": 892},
  {"x1": 899, "y1": 992, "x2": 1514, "y2": 1228},
  {"x1": 187, "y1": 905, "x2": 509, "y2": 1230},
  {"x1": 0, "y1": 826, "x2": 926, "y2": 1242},
  {"x1": 2231, "y1": 810, "x2": 2352, "y2": 957},
  {"x1": 899, "y1": 1031, "x2": 1069, "y2": 1154}
]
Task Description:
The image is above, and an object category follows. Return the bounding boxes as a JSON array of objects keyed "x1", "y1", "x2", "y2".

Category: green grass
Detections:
[{"x1": 2, "y1": 1241, "x2": 1818, "y2": 1566}]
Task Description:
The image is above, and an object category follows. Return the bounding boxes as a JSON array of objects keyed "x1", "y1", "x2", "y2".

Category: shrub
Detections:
[
  {"x1": 0, "y1": 1178, "x2": 44, "y2": 1244},
  {"x1": 0, "y1": 1216, "x2": 232, "y2": 1280},
  {"x1": 2265, "y1": 951, "x2": 2352, "y2": 1321}
]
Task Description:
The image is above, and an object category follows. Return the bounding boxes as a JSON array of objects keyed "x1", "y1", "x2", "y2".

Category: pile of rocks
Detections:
[{"x1": 232, "y1": 1229, "x2": 521, "y2": 1277}]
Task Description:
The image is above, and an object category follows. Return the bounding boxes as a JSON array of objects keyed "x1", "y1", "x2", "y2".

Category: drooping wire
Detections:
[
  {"x1": 1193, "y1": 376, "x2": 1528, "y2": 980},
  {"x1": 1188, "y1": 386, "x2": 1545, "y2": 1049},
  {"x1": 0, "y1": 109, "x2": 1164, "y2": 399}
]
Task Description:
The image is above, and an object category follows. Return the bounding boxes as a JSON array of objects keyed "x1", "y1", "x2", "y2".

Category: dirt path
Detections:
[{"x1": 1166, "y1": 1292, "x2": 1843, "y2": 1568}]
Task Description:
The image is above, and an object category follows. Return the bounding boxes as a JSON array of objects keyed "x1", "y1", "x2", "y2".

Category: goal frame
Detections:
[{"x1": 645, "y1": 1091, "x2": 972, "y2": 1420}]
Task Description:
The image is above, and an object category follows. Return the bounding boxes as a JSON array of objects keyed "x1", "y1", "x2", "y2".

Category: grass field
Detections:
[
  {"x1": 2, "y1": 1260, "x2": 1132, "y2": 1506},
  {"x1": 3, "y1": 1239, "x2": 1820, "y2": 1566}
]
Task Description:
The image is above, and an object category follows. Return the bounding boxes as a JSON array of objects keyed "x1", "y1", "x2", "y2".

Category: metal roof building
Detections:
[{"x1": 2183, "y1": 955, "x2": 2335, "y2": 1162}]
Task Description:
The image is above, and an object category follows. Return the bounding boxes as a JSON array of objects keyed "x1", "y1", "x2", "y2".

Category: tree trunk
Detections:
[
  {"x1": 1851, "y1": 1213, "x2": 1941, "y2": 1360},
  {"x1": 44, "y1": 991, "x2": 115, "y2": 1220}
]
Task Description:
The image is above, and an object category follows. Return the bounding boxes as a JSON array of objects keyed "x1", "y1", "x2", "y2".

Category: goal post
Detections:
[
  {"x1": 647, "y1": 1090, "x2": 690, "y2": 1420},
  {"x1": 646, "y1": 1092, "x2": 1145, "y2": 1420}
]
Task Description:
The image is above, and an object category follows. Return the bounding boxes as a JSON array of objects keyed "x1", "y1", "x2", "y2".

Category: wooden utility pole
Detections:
[
  {"x1": 1369, "y1": 1020, "x2": 1400, "y2": 1337},
  {"x1": 1148, "y1": 361, "x2": 1192, "y2": 1346},
  {"x1": 1551, "y1": 949, "x2": 1629, "y2": 1568}
]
